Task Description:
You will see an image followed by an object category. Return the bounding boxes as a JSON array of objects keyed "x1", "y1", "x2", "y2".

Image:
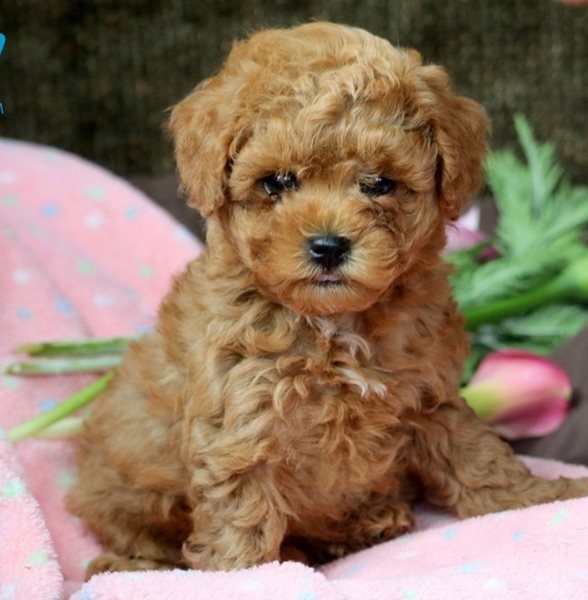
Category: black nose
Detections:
[{"x1": 307, "y1": 236, "x2": 351, "y2": 270}]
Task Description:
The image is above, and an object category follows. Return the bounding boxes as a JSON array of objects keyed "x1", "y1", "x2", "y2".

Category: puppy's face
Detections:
[
  {"x1": 170, "y1": 23, "x2": 489, "y2": 316},
  {"x1": 226, "y1": 108, "x2": 440, "y2": 315}
]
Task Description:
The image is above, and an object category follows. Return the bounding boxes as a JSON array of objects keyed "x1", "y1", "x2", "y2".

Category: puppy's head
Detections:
[{"x1": 170, "y1": 22, "x2": 489, "y2": 316}]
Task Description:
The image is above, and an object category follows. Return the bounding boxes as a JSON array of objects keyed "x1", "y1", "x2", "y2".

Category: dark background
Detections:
[
  {"x1": 1, "y1": 1, "x2": 587, "y2": 184},
  {"x1": 1, "y1": 1, "x2": 588, "y2": 463}
]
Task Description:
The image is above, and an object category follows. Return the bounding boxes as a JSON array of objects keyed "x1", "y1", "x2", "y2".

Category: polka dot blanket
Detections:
[{"x1": 2, "y1": 138, "x2": 588, "y2": 599}]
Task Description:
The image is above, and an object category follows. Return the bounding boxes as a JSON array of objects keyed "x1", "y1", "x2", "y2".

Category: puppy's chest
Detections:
[
  {"x1": 271, "y1": 320, "x2": 409, "y2": 482},
  {"x1": 277, "y1": 318, "x2": 390, "y2": 405}
]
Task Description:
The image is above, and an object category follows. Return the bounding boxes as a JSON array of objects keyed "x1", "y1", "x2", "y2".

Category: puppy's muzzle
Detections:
[{"x1": 307, "y1": 236, "x2": 351, "y2": 271}]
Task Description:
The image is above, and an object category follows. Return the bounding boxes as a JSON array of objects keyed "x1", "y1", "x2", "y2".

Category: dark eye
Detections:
[
  {"x1": 360, "y1": 176, "x2": 397, "y2": 198},
  {"x1": 261, "y1": 172, "x2": 298, "y2": 198}
]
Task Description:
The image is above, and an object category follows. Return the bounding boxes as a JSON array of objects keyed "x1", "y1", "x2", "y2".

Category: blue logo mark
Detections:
[{"x1": 0, "y1": 33, "x2": 4, "y2": 115}]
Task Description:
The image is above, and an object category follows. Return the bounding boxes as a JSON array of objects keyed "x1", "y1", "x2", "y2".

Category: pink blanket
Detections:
[{"x1": 2, "y1": 139, "x2": 588, "y2": 599}]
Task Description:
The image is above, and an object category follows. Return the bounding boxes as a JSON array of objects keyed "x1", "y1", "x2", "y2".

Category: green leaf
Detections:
[
  {"x1": 485, "y1": 115, "x2": 588, "y2": 258},
  {"x1": 444, "y1": 242, "x2": 487, "y2": 275},
  {"x1": 456, "y1": 116, "x2": 588, "y2": 315},
  {"x1": 539, "y1": 183, "x2": 588, "y2": 247},
  {"x1": 485, "y1": 150, "x2": 535, "y2": 255},
  {"x1": 451, "y1": 250, "x2": 564, "y2": 311},
  {"x1": 468, "y1": 304, "x2": 588, "y2": 368},
  {"x1": 493, "y1": 304, "x2": 588, "y2": 345},
  {"x1": 514, "y1": 113, "x2": 563, "y2": 217}
]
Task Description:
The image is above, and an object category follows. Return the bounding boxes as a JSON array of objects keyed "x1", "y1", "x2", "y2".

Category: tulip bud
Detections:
[
  {"x1": 460, "y1": 350, "x2": 572, "y2": 440},
  {"x1": 445, "y1": 225, "x2": 487, "y2": 253},
  {"x1": 445, "y1": 205, "x2": 486, "y2": 252}
]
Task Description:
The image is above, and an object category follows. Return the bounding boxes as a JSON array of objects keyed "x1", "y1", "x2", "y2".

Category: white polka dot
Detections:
[
  {"x1": 13, "y1": 269, "x2": 31, "y2": 284},
  {"x1": 483, "y1": 577, "x2": 507, "y2": 590},
  {"x1": 0, "y1": 582, "x2": 16, "y2": 599},
  {"x1": 93, "y1": 293, "x2": 113, "y2": 307},
  {"x1": 241, "y1": 579, "x2": 264, "y2": 592},
  {"x1": 42, "y1": 150, "x2": 61, "y2": 162},
  {"x1": 0, "y1": 170, "x2": 17, "y2": 185},
  {"x1": 175, "y1": 226, "x2": 194, "y2": 242},
  {"x1": 84, "y1": 211, "x2": 106, "y2": 228}
]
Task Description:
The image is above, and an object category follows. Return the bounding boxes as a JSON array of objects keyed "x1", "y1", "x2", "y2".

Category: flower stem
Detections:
[
  {"x1": 5, "y1": 355, "x2": 122, "y2": 376},
  {"x1": 15, "y1": 337, "x2": 132, "y2": 357},
  {"x1": 464, "y1": 254, "x2": 588, "y2": 328},
  {"x1": 34, "y1": 416, "x2": 86, "y2": 439},
  {"x1": 7, "y1": 373, "x2": 112, "y2": 442},
  {"x1": 464, "y1": 278, "x2": 564, "y2": 328}
]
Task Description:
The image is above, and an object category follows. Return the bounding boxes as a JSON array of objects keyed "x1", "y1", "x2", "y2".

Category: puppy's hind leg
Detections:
[
  {"x1": 68, "y1": 467, "x2": 191, "y2": 579},
  {"x1": 409, "y1": 401, "x2": 588, "y2": 519}
]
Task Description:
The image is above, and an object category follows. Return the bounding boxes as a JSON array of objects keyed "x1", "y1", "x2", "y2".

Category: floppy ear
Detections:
[
  {"x1": 416, "y1": 65, "x2": 490, "y2": 221},
  {"x1": 168, "y1": 76, "x2": 246, "y2": 217}
]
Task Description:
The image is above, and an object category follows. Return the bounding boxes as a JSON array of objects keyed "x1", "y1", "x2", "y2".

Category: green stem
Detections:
[
  {"x1": 5, "y1": 355, "x2": 122, "y2": 376},
  {"x1": 464, "y1": 277, "x2": 565, "y2": 328},
  {"x1": 35, "y1": 416, "x2": 86, "y2": 439},
  {"x1": 7, "y1": 373, "x2": 112, "y2": 442},
  {"x1": 15, "y1": 337, "x2": 132, "y2": 357},
  {"x1": 464, "y1": 253, "x2": 588, "y2": 329}
]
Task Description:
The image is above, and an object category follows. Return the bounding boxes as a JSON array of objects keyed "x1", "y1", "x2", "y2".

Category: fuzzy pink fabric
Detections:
[
  {"x1": 2, "y1": 139, "x2": 588, "y2": 599},
  {"x1": 0, "y1": 138, "x2": 202, "y2": 597}
]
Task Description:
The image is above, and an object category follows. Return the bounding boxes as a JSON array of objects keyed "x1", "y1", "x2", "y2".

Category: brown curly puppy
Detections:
[{"x1": 68, "y1": 22, "x2": 588, "y2": 577}]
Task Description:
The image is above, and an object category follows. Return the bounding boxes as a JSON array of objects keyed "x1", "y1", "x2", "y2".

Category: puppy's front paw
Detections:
[
  {"x1": 182, "y1": 532, "x2": 281, "y2": 571},
  {"x1": 86, "y1": 552, "x2": 175, "y2": 579},
  {"x1": 327, "y1": 506, "x2": 415, "y2": 559},
  {"x1": 182, "y1": 539, "x2": 225, "y2": 571}
]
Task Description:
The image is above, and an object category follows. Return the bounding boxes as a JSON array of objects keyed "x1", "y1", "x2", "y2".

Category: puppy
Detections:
[{"x1": 68, "y1": 22, "x2": 588, "y2": 576}]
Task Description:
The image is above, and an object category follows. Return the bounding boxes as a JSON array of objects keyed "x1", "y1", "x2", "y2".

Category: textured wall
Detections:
[{"x1": 1, "y1": 1, "x2": 586, "y2": 180}]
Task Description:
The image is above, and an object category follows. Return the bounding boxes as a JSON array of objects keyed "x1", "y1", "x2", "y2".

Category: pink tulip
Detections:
[
  {"x1": 461, "y1": 350, "x2": 572, "y2": 440},
  {"x1": 445, "y1": 224, "x2": 487, "y2": 253},
  {"x1": 444, "y1": 206, "x2": 496, "y2": 256}
]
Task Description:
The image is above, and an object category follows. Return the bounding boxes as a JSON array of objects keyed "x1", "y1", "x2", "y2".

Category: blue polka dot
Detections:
[
  {"x1": 512, "y1": 529, "x2": 524, "y2": 542},
  {"x1": 442, "y1": 528, "x2": 457, "y2": 540},
  {"x1": 17, "y1": 306, "x2": 32, "y2": 320},
  {"x1": 458, "y1": 560, "x2": 481, "y2": 574},
  {"x1": 41, "y1": 203, "x2": 60, "y2": 217},
  {"x1": 55, "y1": 297, "x2": 75, "y2": 315},
  {"x1": 344, "y1": 562, "x2": 368, "y2": 575},
  {"x1": 124, "y1": 206, "x2": 140, "y2": 219},
  {"x1": 551, "y1": 508, "x2": 568, "y2": 526},
  {"x1": 39, "y1": 398, "x2": 58, "y2": 412},
  {"x1": 77, "y1": 590, "x2": 93, "y2": 600},
  {"x1": 297, "y1": 591, "x2": 317, "y2": 600}
]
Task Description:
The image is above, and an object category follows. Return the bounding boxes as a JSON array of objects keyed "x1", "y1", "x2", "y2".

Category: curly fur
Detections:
[{"x1": 68, "y1": 22, "x2": 588, "y2": 577}]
